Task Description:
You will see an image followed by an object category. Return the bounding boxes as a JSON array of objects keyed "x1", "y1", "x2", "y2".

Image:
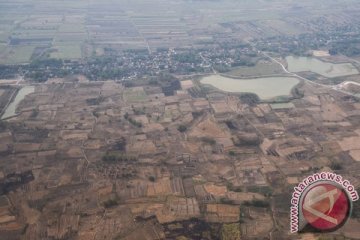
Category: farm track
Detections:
[{"x1": 80, "y1": 88, "x2": 100, "y2": 182}]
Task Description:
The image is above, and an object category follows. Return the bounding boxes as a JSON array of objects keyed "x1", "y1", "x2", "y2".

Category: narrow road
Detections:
[
  {"x1": 16, "y1": 76, "x2": 24, "y2": 85},
  {"x1": 80, "y1": 90, "x2": 100, "y2": 182}
]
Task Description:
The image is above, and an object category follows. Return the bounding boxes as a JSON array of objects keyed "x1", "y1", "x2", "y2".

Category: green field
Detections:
[
  {"x1": 226, "y1": 61, "x2": 285, "y2": 77},
  {"x1": 50, "y1": 45, "x2": 82, "y2": 59},
  {"x1": 0, "y1": 44, "x2": 6, "y2": 53},
  {"x1": 58, "y1": 24, "x2": 86, "y2": 33},
  {"x1": 0, "y1": 45, "x2": 35, "y2": 64},
  {"x1": 12, "y1": 28, "x2": 58, "y2": 35},
  {"x1": 0, "y1": 31, "x2": 10, "y2": 43},
  {"x1": 221, "y1": 223, "x2": 241, "y2": 240},
  {"x1": 54, "y1": 23, "x2": 87, "y2": 46},
  {"x1": 54, "y1": 34, "x2": 87, "y2": 43},
  {"x1": 124, "y1": 88, "x2": 148, "y2": 103},
  {"x1": 260, "y1": 20, "x2": 306, "y2": 35}
]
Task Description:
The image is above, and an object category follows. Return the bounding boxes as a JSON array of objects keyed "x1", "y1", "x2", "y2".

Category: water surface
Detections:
[
  {"x1": 200, "y1": 75, "x2": 299, "y2": 99},
  {"x1": 1, "y1": 86, "x2": 35, "y2": 119},
  {"x1": 286, "y1": 56, "x2": 358, "y2": 78}
]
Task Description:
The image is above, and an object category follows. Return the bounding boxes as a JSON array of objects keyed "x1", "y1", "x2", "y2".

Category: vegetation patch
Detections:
[
  {"x1": 247, "y1": 185, "x2": 272, "y2": 197},
  {"x1": 177, "y1": 125, "x2": 187, "y2": 133},
  {"x1": 220, "y1": 223, "x2": 241, "y2": 240},
  {"x1": 238, "y1": 93, "x2": 260, "y2": 106},
  {"x1": 50, "y1": 45, "x2": 82, "y2": 59},
  {"x1": 243, "y1": 199, "x2": 270, "y2": 208},
  {"x1": 124, "y1": 112, "x2": 142, "y2": 128},
  {"x1": 0, "y1": 46, "x2": 36, "y2": 64},
  {"x1": 226, "y1": 182, "x2": 242, "y2": 193},
  {"x1": 330, "y1": 161, "x2": 343, "y2": 171},
  {"x1": 201, "y1": 137, "x2": 216, "y2": 145},
  {"x1": 227, "y1": 61, "x2": 283, "y2": 77},
  {"x1": 102, "y1": 153, "x2": 137, "y2": 163},
  {"x1": 351, "y1": 188, "x2": 360, "y2": 218},
  {"x1": 102, "y1": 196, "x2": 120, "y2": 208}
]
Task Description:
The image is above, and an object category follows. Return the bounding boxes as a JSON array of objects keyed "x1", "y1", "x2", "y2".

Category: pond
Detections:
[
  {"x1": 1, "y1": 86, "x2": 35, "y2": 119},
  {"x1": 200, "y1": 75, "x2": 300, "y2": 100},
  {"x1": 286, "y1": 56, "x2": 359, "y2": 78}
]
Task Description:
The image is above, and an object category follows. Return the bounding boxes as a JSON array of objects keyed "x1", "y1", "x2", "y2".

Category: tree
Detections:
[
  {"x1": 330, "y1": 161, "x2": 342, "y2": 171},
  {"x1": 114, "y1": 137, "x2": 126, "y2": 151},
  {"x1": 0, "y1": 121, "x2": 7, "y2": 131},
  {"x1": 352, "y1": 188, "x2": 360, "y2": 218},
  {"x1": 228, "y1": 151, "x2": 236, "y2": 156},
  {"x1": 239, "y1": 93, "x2": 260, "y2": 106},
  {"x1": 177, "y1": 125, "x2": 187, "y2": 132},
  {"x1": 243, "y1": 199, "x2": 270, "y2": 208},
  {"x1": 201, "y1": 137, "x2": 216, "y2": 145},
  {"x1": 103, "y1": 198, "x2": 119, "y2": 208}
]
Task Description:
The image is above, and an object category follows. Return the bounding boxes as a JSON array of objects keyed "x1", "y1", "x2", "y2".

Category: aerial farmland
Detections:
[{"x1": 0, "y1": 0, "x2": 360, "y2": 240}]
